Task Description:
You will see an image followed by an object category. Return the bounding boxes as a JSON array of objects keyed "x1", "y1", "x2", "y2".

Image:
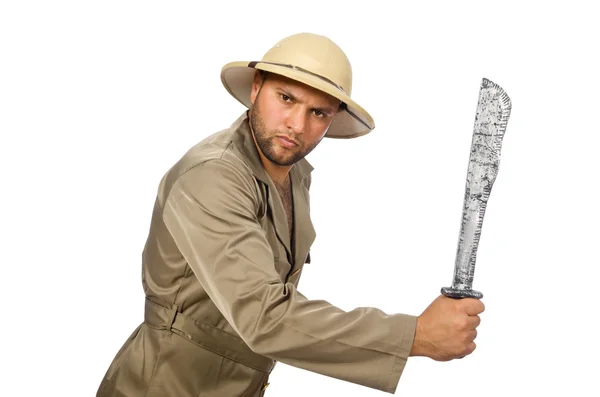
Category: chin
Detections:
[
  {"x1": 269, "y1": 151, "x2": 297, "y2": 166},
  {"x1": 272, "y1": 156, "x2": 295, "y2": 167}
]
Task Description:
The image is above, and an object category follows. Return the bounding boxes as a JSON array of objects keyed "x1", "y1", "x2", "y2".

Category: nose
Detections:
[{"x1": 285, "y1": 106, "x2": 307, "y2": 135}]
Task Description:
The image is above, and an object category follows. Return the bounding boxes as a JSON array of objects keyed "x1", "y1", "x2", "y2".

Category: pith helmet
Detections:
[{"x1": 220, "y1": 32, "x2": 375, "y2": 139}]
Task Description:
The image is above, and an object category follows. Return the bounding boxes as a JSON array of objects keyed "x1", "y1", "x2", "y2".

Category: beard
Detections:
[{"x1": 250, "y1": 99, "x2": 322, "y2": 167}]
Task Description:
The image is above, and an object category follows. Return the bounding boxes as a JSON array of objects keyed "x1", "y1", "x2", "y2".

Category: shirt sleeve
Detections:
[{"x1": 162, "y1": 158, "x2": 417, "y2": 394}]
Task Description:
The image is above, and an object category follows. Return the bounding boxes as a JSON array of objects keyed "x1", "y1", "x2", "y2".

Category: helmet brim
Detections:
[{"x1": 221, "y1": 61, "x2": 375, "y2": 139}]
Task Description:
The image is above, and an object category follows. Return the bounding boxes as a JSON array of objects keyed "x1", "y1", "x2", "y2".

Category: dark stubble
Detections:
[{"x1": 250, "y1": 92, "x2": 323, "y2": 167}]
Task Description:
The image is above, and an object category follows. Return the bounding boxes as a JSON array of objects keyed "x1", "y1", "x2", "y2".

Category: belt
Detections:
[{"x1": 144, "y1": 298, "x2": 275, "y2": 373}]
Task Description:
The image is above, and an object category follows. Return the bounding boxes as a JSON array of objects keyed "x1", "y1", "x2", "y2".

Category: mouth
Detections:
[{"x1": 275, "y1": 135, "x2": 298, "y2": 148}]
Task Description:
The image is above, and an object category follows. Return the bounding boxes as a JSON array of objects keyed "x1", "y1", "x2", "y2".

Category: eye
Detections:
[
  {"x1": 312, "y1": 109, "x2": 325, "y2": 118},
  {"x1": 280, "y1": 94, "x2": 292, "y2": 102}
]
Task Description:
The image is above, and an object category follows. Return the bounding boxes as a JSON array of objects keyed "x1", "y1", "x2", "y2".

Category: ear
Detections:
[{"x1": 249, "y1": 71, "x2": 264, "y2": 105}]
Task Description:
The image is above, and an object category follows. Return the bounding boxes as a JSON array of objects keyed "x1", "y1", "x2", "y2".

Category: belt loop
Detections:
[{"x1": 166, "y1": 304, "x2": 178, "y2": 332}]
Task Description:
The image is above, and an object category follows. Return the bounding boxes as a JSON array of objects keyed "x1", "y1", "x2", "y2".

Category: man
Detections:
[{"x1": 97, "y1": 32, "x2": 484, "y2": 397}]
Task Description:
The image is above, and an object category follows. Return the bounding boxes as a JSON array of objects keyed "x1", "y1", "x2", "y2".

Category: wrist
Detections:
[{"x1": 409, "y1": 316, "x2": 429, "y2": 357}]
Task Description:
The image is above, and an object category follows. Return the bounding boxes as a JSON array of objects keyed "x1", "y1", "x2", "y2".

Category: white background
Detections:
[{"x1": 1, "y1": 1, "x2": 598, "y2": 396}]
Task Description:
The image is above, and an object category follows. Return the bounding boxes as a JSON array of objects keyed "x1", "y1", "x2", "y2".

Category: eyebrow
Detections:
[{"x1": 278, "y1": 88, "x2": 337, "y2": 115}]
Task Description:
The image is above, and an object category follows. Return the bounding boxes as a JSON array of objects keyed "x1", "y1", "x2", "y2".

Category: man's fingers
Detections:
[
  {"x1": 467, "y1": 315, "x2": 481, "y2": 329},
  {"x1": 466, "y1": 341, "x2": 476, "y2": 355},
  {"x1": 462, "y1": 299, "x2": 485, "y2": 316},
  {"x1": 469, "y1": 329, "x2": 478, "y2": 341}
]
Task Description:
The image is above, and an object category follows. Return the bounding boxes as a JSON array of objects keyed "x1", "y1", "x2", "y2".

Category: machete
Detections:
[{"x1": 441, "y1": 78, "x2": 512, "y2": 299}]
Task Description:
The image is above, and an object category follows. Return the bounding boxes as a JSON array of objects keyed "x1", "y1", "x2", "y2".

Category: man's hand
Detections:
[{"x1": 409, "y1": 294, "x2": 484, "y2": 361}]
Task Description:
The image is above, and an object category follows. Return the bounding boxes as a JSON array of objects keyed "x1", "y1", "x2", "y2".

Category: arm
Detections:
[{"x1": 162, "y1": 159, "x2": 417, "y2": 394}]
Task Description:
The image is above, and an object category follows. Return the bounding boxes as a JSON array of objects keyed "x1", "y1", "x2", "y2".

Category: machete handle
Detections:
[{"x1": 441, "y1": 286, "x2": 483, "y2": 300}]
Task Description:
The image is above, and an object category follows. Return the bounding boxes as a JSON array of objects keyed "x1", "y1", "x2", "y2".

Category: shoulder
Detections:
[{"x1": 157, "y1": 128, "x2": 259, "y2": 205}]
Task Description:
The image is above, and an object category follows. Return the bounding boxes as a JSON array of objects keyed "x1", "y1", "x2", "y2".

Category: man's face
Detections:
[{"x1": 249, "y1": 72, "x2": 341, "y2": 167}]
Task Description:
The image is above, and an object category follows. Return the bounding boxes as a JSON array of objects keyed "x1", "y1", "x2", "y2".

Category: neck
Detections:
[{"x1": 256, "y1": 144, "x2": 292, "y2": 186}]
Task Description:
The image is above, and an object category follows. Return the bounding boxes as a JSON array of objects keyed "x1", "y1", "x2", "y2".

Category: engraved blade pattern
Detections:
[{"x1": 441, "y1": 78, "x2": 511, "y2": 299}]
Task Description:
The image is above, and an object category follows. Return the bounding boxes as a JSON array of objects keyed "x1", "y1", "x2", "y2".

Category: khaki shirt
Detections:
[{"x1": 97, "y1": 112, "x2": 417, "y2": 397}]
